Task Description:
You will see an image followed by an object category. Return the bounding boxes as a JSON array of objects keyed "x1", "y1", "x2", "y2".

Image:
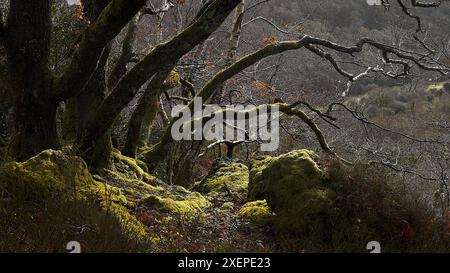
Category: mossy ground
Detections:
[
  {"x1": 0, "y1": 150, "x2": 151, "y2": 252},
  {"x1": 0, "y1": 150, "x2": 267, "y2": 252},
  {"x1": 139, "y1": 192, "x2": 210, "y2": 218},
  {"x1": 0, "y1": 149, "x2": 448, "y2": 252}
]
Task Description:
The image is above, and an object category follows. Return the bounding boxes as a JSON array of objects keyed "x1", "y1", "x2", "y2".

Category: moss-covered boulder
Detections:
[
  {"x1": 106, "y1": 150, "x2": 211, "y2": 219},
  {"x1": 237, "y1": 200, "x2": 273, "y2": 225},
  {"x1": 194, "y1": 159, "x2": 249, "y2": 199},
  {"x1": 0, "y1": 150, "x2": 150, "y2": 242},
  {"x1": 248, "y1": 155, "x2": 273, "y2": 200},
  {"x1": 254, "y1": 150, "x2": 334, "y2": 233},
  {"x1": 139, "y1": 191, "x2": 210, "y2": 218}
]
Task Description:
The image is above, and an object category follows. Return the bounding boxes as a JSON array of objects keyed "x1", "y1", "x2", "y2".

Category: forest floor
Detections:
[{"x1": 0, "y1": 148, "x2": 449, "y2": 252}]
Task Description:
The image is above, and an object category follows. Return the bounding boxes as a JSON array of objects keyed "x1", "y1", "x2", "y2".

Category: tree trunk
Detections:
[
  {"x1": 5, "y1": 0, "x2": 59, "y2": 161},
  {"x1": 122, "y1": 70, "x2": 171, "y2": 157},
  {"x1": 62, "y1": 98, "x2": 78, "y2": 142},
  {"x1": 78, "y1": 0, "x2": 242, "y2": 158},
  {"x1": 107, "y1": 15, "x2": 140, "y2": 149},
  {"x1": 70, "y1": 1, "x2": 114, "y2": 170},
  {"x1": 7, "y1": 100, "x2": 59, "y2": 162},
  {"x1": 76, "y1": 45, "x2": 112, "y2": 169}
]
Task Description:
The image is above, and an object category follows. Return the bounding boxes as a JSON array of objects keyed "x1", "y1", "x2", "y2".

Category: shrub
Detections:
[{"x1": 322, "y1": 159, "x2": 450, "y2": 252}]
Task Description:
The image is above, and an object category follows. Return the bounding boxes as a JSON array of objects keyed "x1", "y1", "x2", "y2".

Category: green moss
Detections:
[
  {"x1": 139, "y1": 191, "x2": 210, "y2": 218},
  {"x1": 0, "y1": 150, "x2": 92, "y2": 199},
  {"x1": 194, "y1": 160, "x2": 249, "y2": 199},
  {"x1": 138, "y1": 143, "x2": 166, "y2": 171},
  {"x1": 219, "y1": 202, "x2": 235, "y2": 211},
  {"x1": 0, "y1": 150, "x2": 151, "y2": 243},
  {"x1": 112, "y1": 149, "x2": 155, "y2": 183},
  {"x1": 101, "y1": 167, "x2": 166, "y2": 202},
  {"x1": 237, "y1": 200, "x2": 273, "y2": 225},
  {"x1": 248, "y1": 155, "x2": 273, "y2": 200},
  {"x1": 257, "y1": 149, "x2": 334, "y2": 233}
]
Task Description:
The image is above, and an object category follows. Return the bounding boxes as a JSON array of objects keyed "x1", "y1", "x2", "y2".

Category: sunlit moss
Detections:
[
  {"x1": 255, "y1": 149, "x2": 334, "y2": 233},
  {"x1": 219, "y1": 202, "x2": 235, "y2": 211},
  {"x1": 194, "y1": 160, "x2": 249, "y2": 199},
  {"x1": 112, "y1": 149, "x2": 156, "y2": 183},
  {"x1": 139, "y1": 192, "x2": 210, "y2": 218},
  {"x1": 0, "y1": 150, "x2": 151, "y2": 243},
  {"x1": 237, "y1": 200, "x2": 273, "y2": 225}
]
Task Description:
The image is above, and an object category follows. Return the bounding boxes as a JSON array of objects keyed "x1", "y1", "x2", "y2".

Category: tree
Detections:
[
  {"x1": 2, "y1": 0, "x2": 147, "y2": 161},
  {"x1": 0, "y1": 0, "x2": 448, "y2": 175}
]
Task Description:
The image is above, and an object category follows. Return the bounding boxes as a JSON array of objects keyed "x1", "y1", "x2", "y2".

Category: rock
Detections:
[
  {"x1": 194, "y1": 158, "x2": 249, "y2": 199},
  {"x1": 106, "y1": 150, "x2": 212, "y2": 219},
  {"x1": 0, "y1": 150, "x2": 94, "y2": 199},
  {"x1": 237, "y1": 200, "x2": 273, "y2": 225},
  {"x1": 252, "y1": 149, "x2": 334, "y2": 233},
  {"x1": 248, "y1": 155, "x2": 273, "y2": 200}
]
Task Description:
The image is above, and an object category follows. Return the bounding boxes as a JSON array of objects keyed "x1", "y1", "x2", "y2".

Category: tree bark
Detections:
[
  {"x1": 62, "y1": 98, "x2": 78, "y2": 142},
  {"x1": 5, "y1": 0, "x2": 59, "y2": 161},
  {"x1": 76, "y1": 45, "x2": 112, "y2": 169},
  {"x1": 78, "y1": 0, "x2": 241, "y2": 158},
  {"x1": 122, "y1": 71, "x2": 171, "y2": 158},
  {"x1": 0, "y1": 7, "x2": 4, "y2": 37},
  {"x1": 3, "y1": 0, "x2": 145, "y2": 162},
  {"x1": 56, "y1": 0, "x2": 147, "y2": 101},
  {"x1": 7, "y1": 100, "x2": 59, "y2": 162}
]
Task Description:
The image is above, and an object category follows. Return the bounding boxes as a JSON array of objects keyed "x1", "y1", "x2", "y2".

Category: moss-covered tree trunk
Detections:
[
  {"x1": 122, "y1": 73, "x2": 165, "y2": 157},
  {"x1": 5, "y1": 0, "x2": 60, "y2": 161},
  {"x1": 78, "y1": 0, "x2": 241, "y2": 161},
  {"x1": 2, "y1": 0, "x2": 146, "y2": 162},
  {"x1": 107, "y1": 14, "x2": 140, "y2": 150},
  {"x1": 122, "y1": 69, "x2": 177, "y2": 158},
  {"x1": 76, "y1": 45, "x2": 113, "y2": 169},
  {"x1": 74, "y1": 0, "x2": 114, "y2": 170}
]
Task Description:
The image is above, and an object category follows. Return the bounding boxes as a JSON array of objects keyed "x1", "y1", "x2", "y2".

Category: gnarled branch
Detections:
[{"x1": 56, "y1": 0, "x2": 147, "y2": 101}]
